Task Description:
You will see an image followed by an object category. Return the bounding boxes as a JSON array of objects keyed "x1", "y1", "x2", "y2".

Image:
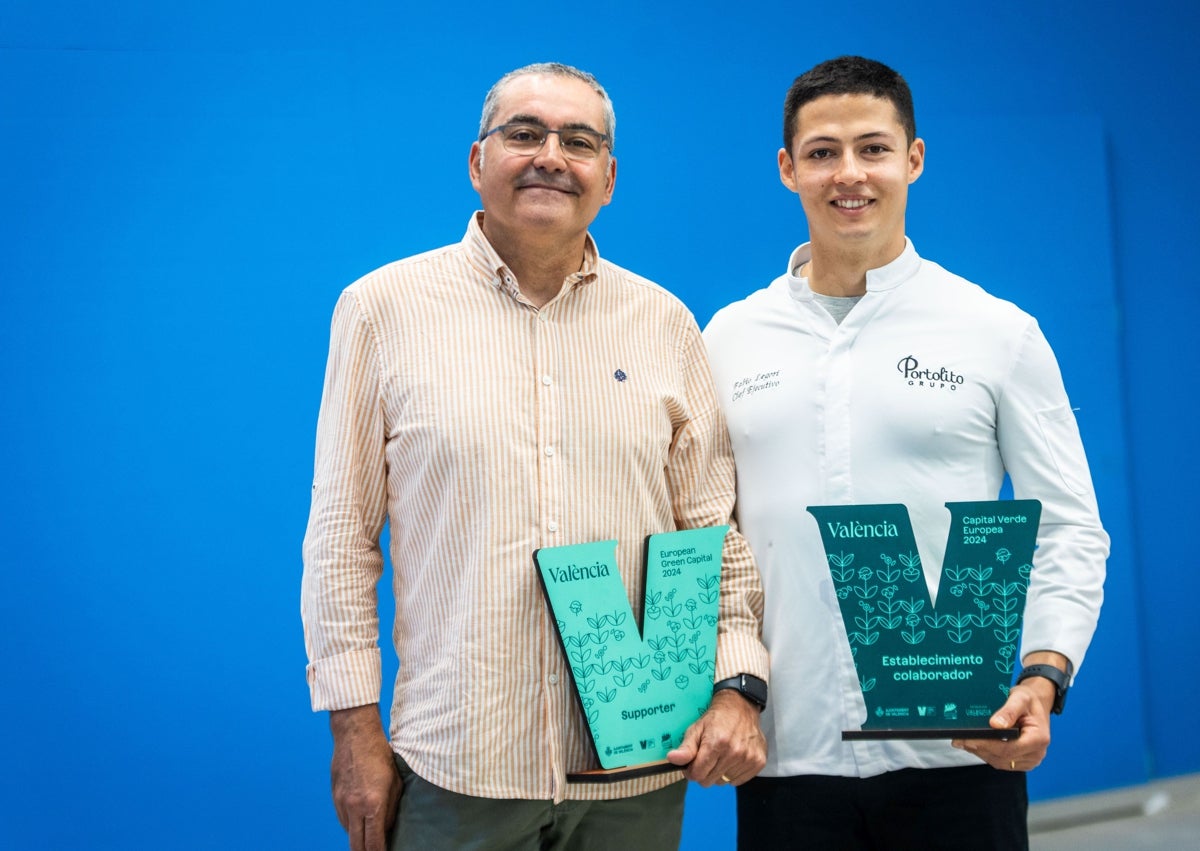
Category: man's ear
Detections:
[
  {"x1": 907, "y1": 138, "x2": 925, "y2": 185},
  {"x1": 778, "y1": 147, "x2": 798, "y2": 193},
  {"x1": 468, "y1": 141, "x2": 484, "y2": 191},
  {"x1": 601, "y1": 155, "x2": 617, "y2": 205}
]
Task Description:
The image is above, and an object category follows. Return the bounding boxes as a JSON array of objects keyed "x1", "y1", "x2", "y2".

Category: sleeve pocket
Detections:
[{"x1": 1036, "y1": 405, "x2": 1091, "y2": 496}]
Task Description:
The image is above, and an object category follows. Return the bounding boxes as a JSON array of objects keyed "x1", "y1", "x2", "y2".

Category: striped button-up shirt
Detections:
[{"x1": 302, "y1": 214, "x2": 767, "y2": 802}]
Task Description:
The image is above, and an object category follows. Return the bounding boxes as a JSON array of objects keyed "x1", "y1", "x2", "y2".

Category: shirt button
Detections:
[
  {"x1": 547, "y1": 520, "x2": 559, "y2": 532},
  {"x1": 544, "y1": 446, "x2": 555, "y2": 457},
  {"x1": 548, "y1": 674, "x2": 559, "y2": 685},
  {"x1": 541, "y1": 375, "x2": 552, "y2": 386}
]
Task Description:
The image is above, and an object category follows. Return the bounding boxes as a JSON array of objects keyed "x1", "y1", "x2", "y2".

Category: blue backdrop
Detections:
[{"x1": 3, "y1": 2, "x2": 1197, "y2": 848}]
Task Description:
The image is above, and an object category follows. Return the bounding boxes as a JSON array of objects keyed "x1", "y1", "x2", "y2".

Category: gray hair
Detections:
[{"x1": 477, "y1": 62, "x2": 616, "y2": 151}]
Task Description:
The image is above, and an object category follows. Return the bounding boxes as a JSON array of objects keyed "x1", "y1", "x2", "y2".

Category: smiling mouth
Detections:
[
  {"x1": 833, "y1": 199, "x2": 872, "y2": 209},
  {"x1": 517, "y1": 180, "x2": 577, "y2": 195}
]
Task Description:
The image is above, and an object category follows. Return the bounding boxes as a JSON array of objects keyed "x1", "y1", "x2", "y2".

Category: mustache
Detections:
[{"x1": 514, "y1": 169, "x2": 579, "y2": 193}]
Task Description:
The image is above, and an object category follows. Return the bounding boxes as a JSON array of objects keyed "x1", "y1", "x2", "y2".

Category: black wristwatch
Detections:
[
  {"x1": 713, "y1": 673, "x2": 768, "y2": 711},
  {"x1": 1015, "y1": 663, "x2": 1072, "y2": 714}
]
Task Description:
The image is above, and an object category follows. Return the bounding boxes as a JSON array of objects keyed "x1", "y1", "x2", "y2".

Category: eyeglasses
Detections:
[{"x1": 481, "y1": 123, "x2": 611, "y2": 161}]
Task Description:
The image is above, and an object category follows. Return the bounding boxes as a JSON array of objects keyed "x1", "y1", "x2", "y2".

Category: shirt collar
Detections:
[
  {"x1": 785, "y1": 237, "x2": 921, "y2": 302},
  {"x1": 462, "y1": 212, "x2": 601, "y2": 300}
]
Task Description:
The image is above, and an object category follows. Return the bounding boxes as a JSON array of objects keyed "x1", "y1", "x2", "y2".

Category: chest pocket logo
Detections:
[{"x1": 896, "y1": 355, "x2": 965, "y2": 391}]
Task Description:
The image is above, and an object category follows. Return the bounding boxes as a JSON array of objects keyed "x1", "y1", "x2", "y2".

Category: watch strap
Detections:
[
  {"x1": 713, "y1": 673, "x2": 768, "y2": 711},
  {"x1": 1016, "y1": 663, "x2": 1070, "y2": 714}
]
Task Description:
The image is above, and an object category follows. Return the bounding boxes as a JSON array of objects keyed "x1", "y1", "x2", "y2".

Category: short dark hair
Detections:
[{"x1": 782, "y1": 56, "x2": 916, "y2": 154}]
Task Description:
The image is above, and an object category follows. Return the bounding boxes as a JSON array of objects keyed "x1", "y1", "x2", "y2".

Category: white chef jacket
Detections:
[{"x1": 702, "y1": 239, "x2": 1108, "y2": 778}]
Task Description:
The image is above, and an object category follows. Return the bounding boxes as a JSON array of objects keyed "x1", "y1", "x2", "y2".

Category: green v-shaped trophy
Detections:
[
  {"x1": 808, "y1": 500, "x2": 1041, "y2": 740},
  {"x1": 534, "y1": 526, "x2": 728, "y2": 782}
]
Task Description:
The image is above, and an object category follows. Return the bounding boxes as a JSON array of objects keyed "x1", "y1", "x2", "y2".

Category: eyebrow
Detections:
[
  {"x1": 507, "y1": 113, "x2": 603, "y2": 134},
  {"x1": 802, "y1": 131, "x2": 898, "y2": 145}
]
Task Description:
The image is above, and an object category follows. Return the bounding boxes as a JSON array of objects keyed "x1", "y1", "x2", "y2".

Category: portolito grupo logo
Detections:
[{"x1": 896, "y1": 355, "x2": 965, "y2": 391}]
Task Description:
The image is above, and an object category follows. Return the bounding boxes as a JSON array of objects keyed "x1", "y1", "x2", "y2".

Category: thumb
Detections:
[
  {"x1": 990, "y1": 690, "x2": 1026, "y2": 729},
  {"x1": 666, "y1": 721, "x2": 702, "y2": 766}
]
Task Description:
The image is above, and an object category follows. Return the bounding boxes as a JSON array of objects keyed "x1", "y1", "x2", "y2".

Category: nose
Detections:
[
  {"x1": 834, "y1": 152, "x2": 867, "y2": 185},
  {"x1": 531, "y1": 132, "x2": 569, "y2": 170}
]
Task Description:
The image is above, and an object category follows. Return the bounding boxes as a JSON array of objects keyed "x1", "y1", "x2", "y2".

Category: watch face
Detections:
[
  {"x1": 715, "y1": 675, "x2": 767, "y2": 709},
  {"x1": 740, "y1": 675, "x2": 767, "y2": 708}
]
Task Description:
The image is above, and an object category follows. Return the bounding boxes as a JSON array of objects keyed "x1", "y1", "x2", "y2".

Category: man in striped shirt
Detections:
[{"x1": 301, "y1": 62, "x2": 770, "y2": 851}]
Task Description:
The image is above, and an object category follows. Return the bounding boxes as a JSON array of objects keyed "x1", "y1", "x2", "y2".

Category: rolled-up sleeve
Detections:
[
  {"x1": 667, "y1": 323, "x2": 769, "y2": 685},
  {"x1": 301, "y1": 290, "x2": 389, "y2": 711}
]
